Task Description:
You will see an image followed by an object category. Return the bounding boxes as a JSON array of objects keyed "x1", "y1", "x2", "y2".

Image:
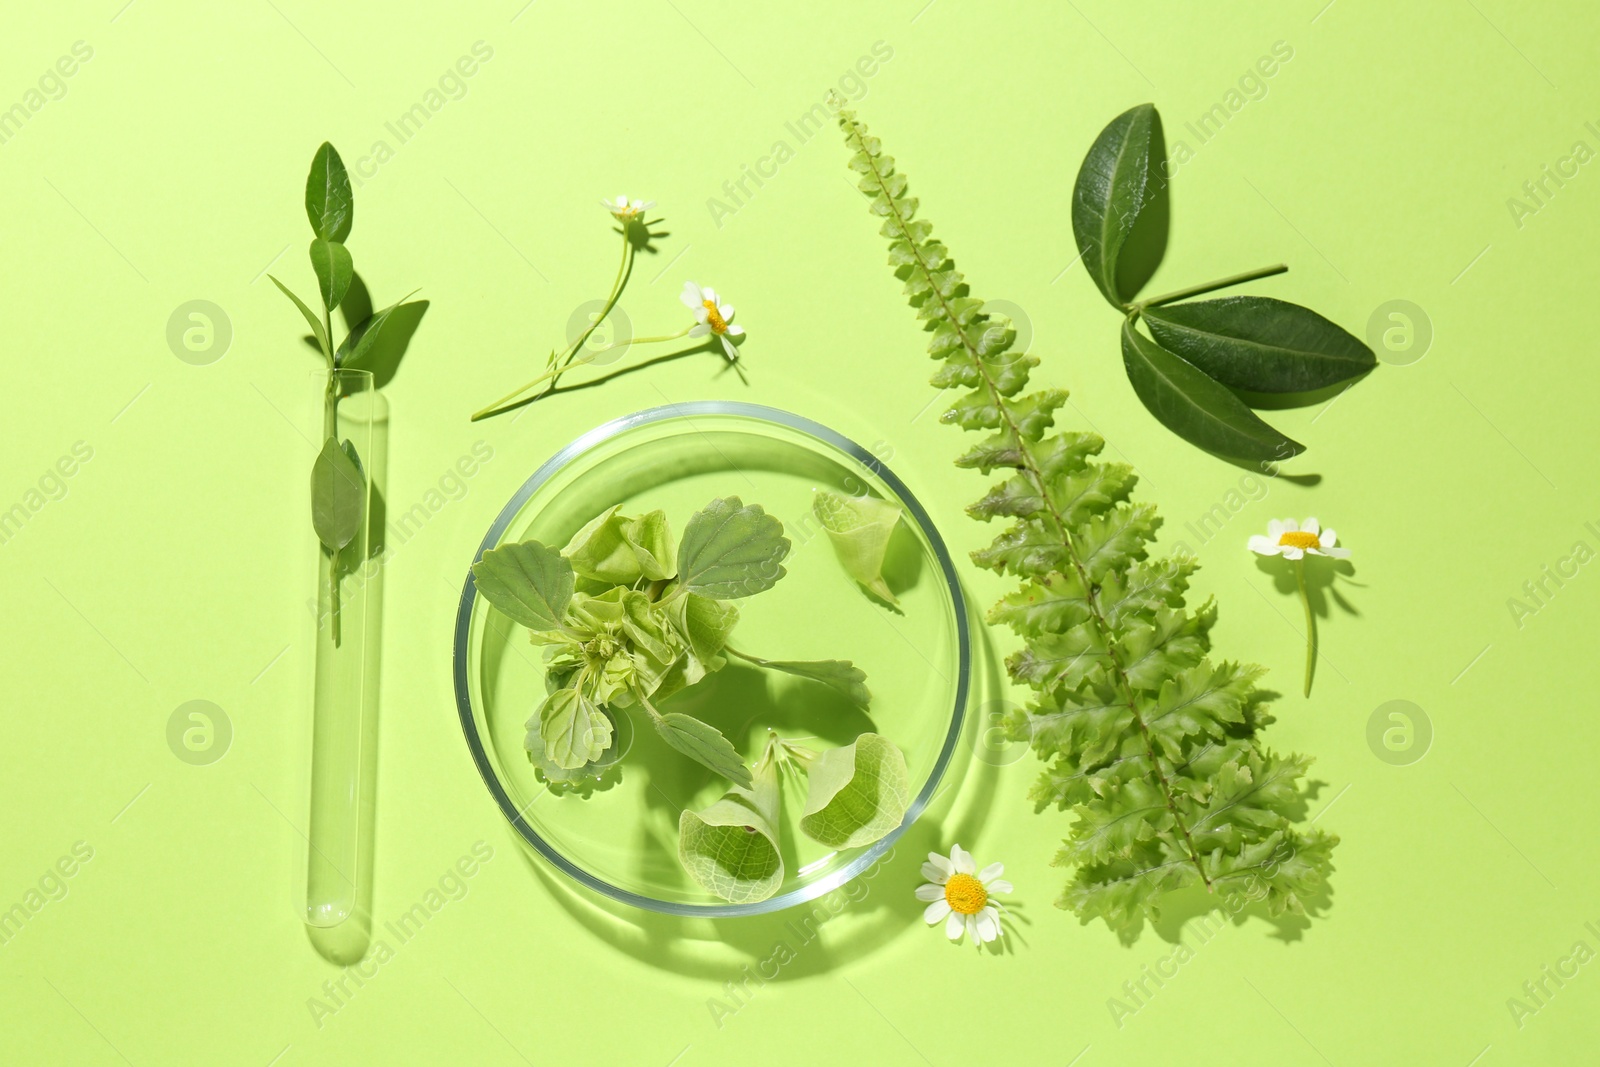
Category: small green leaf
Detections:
[
  {"x1": 309, "y1": 238, "x2": 353, "y2": 313},
  {"x1": 1120, "y1": 319, "x2": 1304, "y2": 462},
  {"x1": 678, "y1": 757, "x2": 782, "y2": 903},
  {"x1": 339, "y1": 292, "x2": 423, "y2": 368},
  {"x1": 654, "y1": 712, "x2": 753, "y2": 787},
  {"x1": 1072, "y1": 103, "x2": 1157, "y2": 307},
  {"x1": 813, "y1": 490, "x2": 903, "y2": 606},
  {"x1": 305, "y1": 142, "x2": 353, "y2": 242},
  {"x1": 309, "y1": 436, "x2": 364, "y2": 551},
  {"x1": 270, "y1": 275, "x2": 329, "y2": 358},
  {"x1": 677, "y1": 497, "x2": 790, "y2": 600},
  {"x1": 727, "y1": 648, "x2": 870, "y2": 707},
  {"x1": 798, "y1": 733, "x2": 910, "y2": 849},
  {"x1": 524, "y1": 702, "x2": 623, "y2": 787},
  {"x1": 538, "y1": 688, "x2": 613, "y2": 770},
  {"x1": 1142, "y1": 296, "x2": 1376, "y2": 393},
  {"x1": 676, "y1": 594, "x2": 740, "y2": 666},
  {"x1": 562, "y1": 505, "x2": 677, "y2": 584},
  {"x1": 472, "y1": 540, "x2": 574, "y2": 632}
]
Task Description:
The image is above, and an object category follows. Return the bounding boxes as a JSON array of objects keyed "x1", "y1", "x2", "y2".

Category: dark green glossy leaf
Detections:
[
  {"x1": 1072, "y1": 103, "x2": 1156, "y2": 307},
  {"x1": 1120, "y1": 320, "x2": 1303, "y2": 462},
  {"x1": 305, "y1": 142, "x2": 353, "y2": 242},
  {"x1": 269, "y1": 275, "x2": 329, "y2": 358},
  {"x1": 310, "y1": 435, "x2": 365, "y2": 551},
  {"x1": 309, "y1": 239, "x2": 353, "y2": 313},
  {"x1": 1143, "y1": 296, "x2": 1376, "y2": 393},
  {"x1": 339, "y1": 291, "x2": 423, "y2": 368},
  {"x1": 472, "y1": 539, "x2": 574, "y2": 632}
]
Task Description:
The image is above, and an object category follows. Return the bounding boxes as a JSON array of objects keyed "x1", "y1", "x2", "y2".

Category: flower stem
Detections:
[
  {"x1": 1135, "y1": 264, "x2": 1288, "y2": 310},
  {"x1": 1296, "y1": 556, "x2": 1315, "y2": 697},
  {"x1": 469, "y1": 325, "x2": 694, "y2": 421}
]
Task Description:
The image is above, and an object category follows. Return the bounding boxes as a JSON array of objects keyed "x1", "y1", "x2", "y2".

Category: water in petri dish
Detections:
[{"x1": 466, "y1": 415, "x2": 964, "y2": 909}]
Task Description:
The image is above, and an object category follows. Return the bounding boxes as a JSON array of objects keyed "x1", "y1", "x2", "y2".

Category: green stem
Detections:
[
  {"x1": 549, "y1": 232, "x2": 635, "y2": 390},
  {"x1": 469, "y1": 325, "x2": 694, "y2": 422},
  {"x1": 1296, "y1": 557, "x2": 1314, "y2": 697},
  {"x1": 321, "y1": 371, "x2": 342, "y2": 647},
  {"x1": 1134, "y1": 264, "x2": 1288, "y2": 311}
]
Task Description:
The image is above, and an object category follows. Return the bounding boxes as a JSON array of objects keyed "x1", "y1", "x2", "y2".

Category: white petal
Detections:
[
  {"x1": 1266, "y1": 519, "x2": 1287, "y2": 538},
  {"x1": 1301, "y1": 517, "x2": 1320, "y2": 536},
  {"x1": 914, "y1": 883, "x2": 944, "y2": 901},
  {"x1": 1247, "y1": 535, "x2": 1279, "y2": 556},
  {"x1": 641, "y1": 200, "x2": 656, "y2": 210},
  {"x1": 975, "y1": 910, "x2": 999, "y2": 942},
  {"x1": 946, "y1": 911, "x2": 965, "y2": 940},
  {"x1": 701, "y1": 286, "x2": 718, "y2": 305},
  {"x1": 725, "y1": 324, "x2": 745, "y2": 336},
  {"x1": 680, "y1": 285, "x2": 701, "y2": 310},
  {"x1": 925, "y1": 853, "x2": 952, "y2": 877},
  {"x1": 718, "y1": 303, "x2": 734, "y2": 320},
  {"x1": 987, "y1": 879, "x2": 1013, "y2": 894},
  {"x1": 923, "y1": 899, "x2": 951, "y2": 924},
  {"x1": 720, "y1": 335, "x2": 737, "y2": 360},
  {"x1": 1323, "y1": 546, "x2": 1352, "y2": 559},
  {"x1": 1319, "y1": 527, "x2": 1337, "y2": 548},
  {"x1": 1282, "y1": 546, "x2": 1304, "y2": 561},
  {"x1": 950, "y1": 845, "x2": 975, "y2": 875},
  {"x1": 965, "y1": 914, "x2": 978, "y2": 941},
  {"x1": 978, "y1": 862, "x2": 1005, "y2": 882},
  {"x1": 688, "y1": 323, "x2": 710, "y2": 338}
]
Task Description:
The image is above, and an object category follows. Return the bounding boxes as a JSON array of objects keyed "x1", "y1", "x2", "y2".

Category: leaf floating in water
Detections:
[{"x1": 813, "y1": 490, "x2": 904, "y2": 607}]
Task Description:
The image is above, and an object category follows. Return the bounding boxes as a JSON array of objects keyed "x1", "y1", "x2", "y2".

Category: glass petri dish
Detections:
[{"x1": 452, "y1": 401, "x2": 969, "y2": 916}]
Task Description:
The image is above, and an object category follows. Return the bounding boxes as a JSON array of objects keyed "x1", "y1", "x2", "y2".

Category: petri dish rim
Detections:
[{"x1": 450, "y1": 400, "x2": 971, "y2": 917}]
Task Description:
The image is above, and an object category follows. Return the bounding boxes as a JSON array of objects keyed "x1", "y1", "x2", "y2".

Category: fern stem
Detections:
[
  {"x1": 1296, "y1": 557, "x2": 1315, "y2": 697},
  {"x1": 1135, "y1": 264, "x2": 1288, "y2": 310},
  {"x1": 840, "y1": 109, "x2": 1214, "y2": 891}
]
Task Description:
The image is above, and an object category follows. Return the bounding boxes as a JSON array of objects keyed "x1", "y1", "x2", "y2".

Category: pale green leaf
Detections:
[
  {"x1": 677, "y1": 497, "x2": 789, "y2": 600},
  {"x1": 471, "y1": 539, "x2": 573, "y2": 632},
  {"x1": 798, "y1": 733, "x2": 910, "y2": 849},
  {"x1": 812, "y1": 490, "x2": 903, "y2": 606}
]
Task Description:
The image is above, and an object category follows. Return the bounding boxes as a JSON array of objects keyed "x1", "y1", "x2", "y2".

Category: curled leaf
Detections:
[
  {"x1": 678, "y1": 754, "x2": 782, "y2": 903},
  {"x1": 798, "y1": 733, "x2": 909, "y2": 849},
  {"x1": 813, "y1": 490, "x2": 904, "y2": 607},
  {"x1": 563, "y1": 505, "x2": 677, "y2": 584}
]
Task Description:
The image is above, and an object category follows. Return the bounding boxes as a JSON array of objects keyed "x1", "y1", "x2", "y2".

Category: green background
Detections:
[{"x1": 3, "y1": 0, "x2": 1598, "y2": 1063}]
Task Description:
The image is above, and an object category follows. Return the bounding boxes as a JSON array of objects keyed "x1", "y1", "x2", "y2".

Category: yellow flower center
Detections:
[
  {"x1": 944, "y1": 873, "x2": 988, "y2": 915},
  {"x1": 1278, "y1": 531, "x2": 1320, "y2": 550},
  {"x1": 702, "y1": 299, "x2": 728, "y2": 334}
]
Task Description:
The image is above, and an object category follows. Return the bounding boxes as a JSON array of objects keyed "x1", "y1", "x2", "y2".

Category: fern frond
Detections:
[{"x1": 834, "y1": 101, "x2": 1337, "y2": 937}]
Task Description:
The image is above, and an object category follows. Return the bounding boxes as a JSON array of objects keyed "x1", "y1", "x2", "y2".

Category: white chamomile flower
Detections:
[
  {"x1": 915, "y1": 844, "x2": 1010, "y2": 946},
  {"x1": 680, "y1": 280, "x2": 744, "y2": 362},
  {"x1": 1248, "y1": 517, "x2": 1349, "y2": 561},
  {"x1": 601, "y1": 195, "x2": 655, "y2": 222}
]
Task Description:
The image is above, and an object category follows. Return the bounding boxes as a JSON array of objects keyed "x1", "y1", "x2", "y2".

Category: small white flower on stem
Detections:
[
  {"x1": 1248, "y1": 517, "x2": 1349, "y2": 561},
  {"x1": 601, "y1": 195, "x2": 655, "y2": 222},
  {"x1": 915, "y1": 844, "x2": 1010, "y2": 946},
  {"x1": 681, "y1": 280, "x2": 745, "y2": 362}
]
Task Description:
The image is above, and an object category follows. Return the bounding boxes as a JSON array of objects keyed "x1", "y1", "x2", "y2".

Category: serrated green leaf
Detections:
[
  {"x1": 677, "y1": 497, "x2": 789, "y2": 600},
  {"x1": 1072, "y1": 103, "x2": 1157, "y2": 306},
  {"x1": 728, "y1": 648, "x2": 870, "y2": 707},
  {"x1": 472, "y1": 539, "x2": 574, "y2": 632},
  {"x1": 305, "y1": 142, "x2": 353, "y2": 242},
  {"x1": 1061, "y1": 777, "x2": 1170, "y2": 867},
  {"x1": 654, "y1": 712, "x2": 752, "y2": 788},
  {"x1": 798, "y1": 733, "x2": 909, "y2": 849},
  {"x1": 309, "y1": 436, "x2": 364, "y2": 552},
  {"x1": 1143, "y1": 296, "x2": 1376, "y2": 393},
  {"x1": 988, "y1": 570, "x2": 1092, "y2": 636},
  {"x1": 538, "y1": 687, "x2": 613, "y2": 770},
  {"x1": 1121, "y1": 319, "x2": 1305, "y2": 462},
  {"x1": 971, "y1": 517, "x2": 1070, "y2": 578},
  {"x1": 1074, "y1": 503, "x2": 1159, "y2": 582}
]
